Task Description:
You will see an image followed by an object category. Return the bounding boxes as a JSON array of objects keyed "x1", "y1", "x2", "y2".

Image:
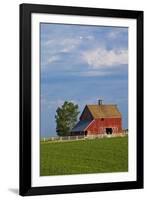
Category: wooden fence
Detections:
[{"x1": 41, "y1": 130, "x2": 128, "y2": 142}]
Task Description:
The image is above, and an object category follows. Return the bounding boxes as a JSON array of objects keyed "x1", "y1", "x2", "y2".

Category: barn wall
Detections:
[{"x1": 86, "y1": 118, "x2": 122, "y2": 135}]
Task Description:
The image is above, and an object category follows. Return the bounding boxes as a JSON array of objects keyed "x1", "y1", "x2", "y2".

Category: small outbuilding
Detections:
[{"x1": 71, "y1": 100, "x2": 122, "y2": 136}]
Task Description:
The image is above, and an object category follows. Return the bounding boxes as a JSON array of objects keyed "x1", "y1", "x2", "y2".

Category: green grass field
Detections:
[{"x1": 40, "y1": 136, "x2": 128, "y2": 176}]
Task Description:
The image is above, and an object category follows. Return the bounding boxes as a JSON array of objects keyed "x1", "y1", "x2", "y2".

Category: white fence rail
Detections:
[{"x1": 41, "y1": 130, "x2": 128, "y2": 142}]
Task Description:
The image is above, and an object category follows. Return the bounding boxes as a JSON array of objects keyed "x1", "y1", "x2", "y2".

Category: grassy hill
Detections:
[{"x1": 40, "y1": 136, "x2": 128, "y2": 176}]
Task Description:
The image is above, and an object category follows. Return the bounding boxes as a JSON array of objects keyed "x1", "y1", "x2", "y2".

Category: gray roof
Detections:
[{"x1": 71, "y1": 120, "x2": 92, "y2": 132}]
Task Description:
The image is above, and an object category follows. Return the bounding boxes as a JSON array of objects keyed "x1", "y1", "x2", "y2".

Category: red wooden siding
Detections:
[{"x1": 86, "y1": 118, "x2": 122, "y2": 135}]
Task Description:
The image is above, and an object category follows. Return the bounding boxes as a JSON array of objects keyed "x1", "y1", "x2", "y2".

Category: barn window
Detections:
[{"x1": 101, "y1": 118, "x2": 104, "y2": 121}]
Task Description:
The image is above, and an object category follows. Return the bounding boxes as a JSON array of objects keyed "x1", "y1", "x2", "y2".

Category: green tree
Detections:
[{"x1": 55, "y1": 101, "x2": 80, "y2": 136}]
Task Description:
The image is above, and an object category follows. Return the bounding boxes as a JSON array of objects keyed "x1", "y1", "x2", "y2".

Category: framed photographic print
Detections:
[{"x1": 19, "y1": 3, "x2": 143, "y2": 196}]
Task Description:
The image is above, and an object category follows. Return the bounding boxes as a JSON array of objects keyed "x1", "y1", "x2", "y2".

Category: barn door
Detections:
[{"x1": 106, "y1": 128, "x2": 113, "y2": 134}]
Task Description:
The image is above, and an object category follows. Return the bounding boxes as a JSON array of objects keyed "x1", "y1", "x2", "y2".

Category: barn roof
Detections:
[
  {"x1": 71, "y1": 120, "x2": 92, "y2": 132},
  {"x1": 86, "y1": 104, "x2": 121, "y2": 119}
]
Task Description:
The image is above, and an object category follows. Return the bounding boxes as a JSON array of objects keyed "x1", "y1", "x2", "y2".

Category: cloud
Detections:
[
  {"x1": 41, "y1": 98, "x2": 65, "y2": 109},
  {"x1": 47, "y1": 55, "x2": 60, "y2": 64},
  {"x1": 79, "y1": 71, "x2": 110, "y2": 77},
  {"x1": 70, "y1": 70, "x2": 111, "y2": 77},
  {"x1": 107, "y1": 29, "x2": 128, "y2": 39},
  {"x1": 85, "y1": 36, "x2": 94, "y2": 40},
  {"x1": 44, "y1": 38, "x2": 81, "y2": 53},
  {"x1": 79, "y1": 35, "x2": 94, "y2": 40},
  {"x1": 41, "y1": 97, "x2": 78, "y2": 109},
  {"x1": 82, "y1": 48, "x2": 128, "y2": 69},
  {"x1": 60, "y1": 38, "x2": 80, "y2": 52},
  {"x1": 41, "y1": 37, "x2": 82, "y2": 66},
  {"x1": 48, "y1": 99, "x2": 65, "y2": 108}
]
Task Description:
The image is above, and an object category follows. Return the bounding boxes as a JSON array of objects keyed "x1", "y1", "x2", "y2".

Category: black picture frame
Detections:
[{"x1": 19, "y1": 3, "x2": 144, "y2": 196}]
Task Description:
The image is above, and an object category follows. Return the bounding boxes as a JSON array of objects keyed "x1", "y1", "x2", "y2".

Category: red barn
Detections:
[{"x1": 71, "y1": 100, "x2": 122, "y2": 136}]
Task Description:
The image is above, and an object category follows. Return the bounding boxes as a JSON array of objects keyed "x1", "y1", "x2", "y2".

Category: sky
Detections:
[{"x1": 40, "y1": 23, "x2": 128, "y2": 137}]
